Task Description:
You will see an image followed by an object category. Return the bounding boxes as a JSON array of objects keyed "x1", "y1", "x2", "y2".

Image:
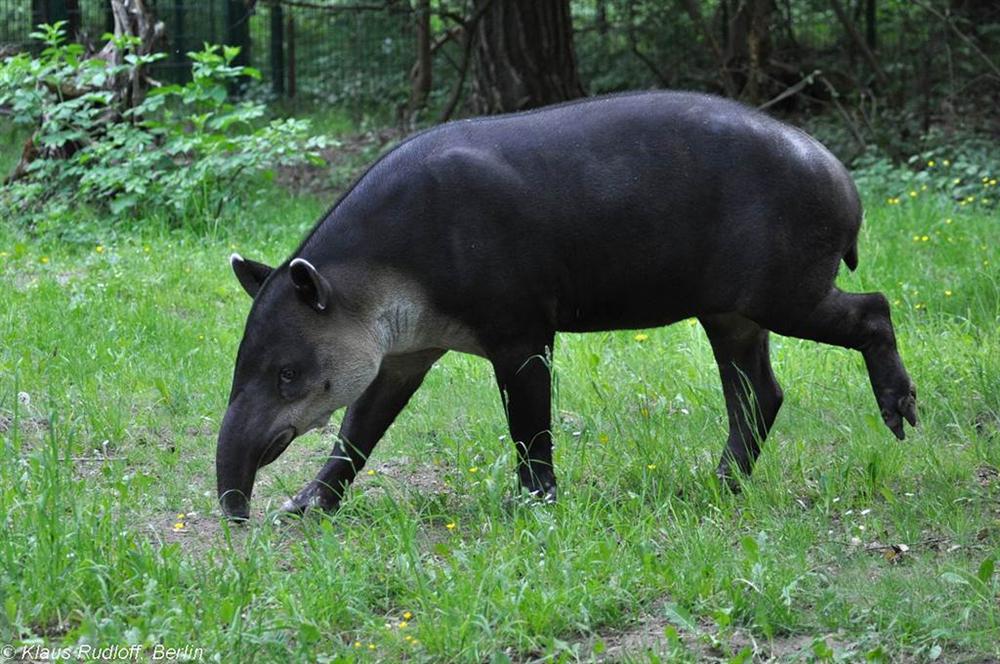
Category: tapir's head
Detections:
[{"x1": 216, "y1": 254, "x2": 382, "y2": 520}]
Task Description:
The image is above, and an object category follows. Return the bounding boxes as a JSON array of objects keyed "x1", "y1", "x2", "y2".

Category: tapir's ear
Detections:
[
  {"x1": 230, "y1": 253, "x2": 273, "y2": 299},
  {"x1": 289, "y1": 258, "x2": 332, "y2": 312}
]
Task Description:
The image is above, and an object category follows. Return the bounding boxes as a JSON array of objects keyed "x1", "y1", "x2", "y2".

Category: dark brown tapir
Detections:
[{"x1": 217, "y1": 91, "x2": 917, "y2": 520}]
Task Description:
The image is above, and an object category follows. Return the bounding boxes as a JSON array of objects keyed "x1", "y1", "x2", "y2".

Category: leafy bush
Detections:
[
  {"x1": 852, "y1": 132, "x2": 1000, "y2": 210},
  {"x1": 0, "y1": 23, "x2": 329, "y2": 229}
]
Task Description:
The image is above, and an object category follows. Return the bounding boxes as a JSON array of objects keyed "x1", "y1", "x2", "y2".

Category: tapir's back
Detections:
[{"x1": 311, "y1": 92, "x2": 862, "y2": 331}]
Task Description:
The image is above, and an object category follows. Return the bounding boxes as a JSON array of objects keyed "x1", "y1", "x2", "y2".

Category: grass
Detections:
[{"x1": 1, "y1": 165, "x2": 998, "y2": 662}]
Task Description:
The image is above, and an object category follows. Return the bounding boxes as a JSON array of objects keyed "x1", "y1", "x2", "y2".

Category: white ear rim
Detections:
[
  {"x1": 230, "y1": 253, "x2": 244, "y2": 266},
  {"x1": 289, "y1": 258, "x2": 327, "y2": 311}
]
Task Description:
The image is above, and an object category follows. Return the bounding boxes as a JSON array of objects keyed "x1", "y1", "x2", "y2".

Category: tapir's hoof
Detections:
[
  {"x1": 278, "y1": 483, "x2": 340, "y2": 518},
  {"x1": 716, "y1": 455, "x2": 753, "y2": 494},
  {"x1": 716, "y1": 467, "x2": 741, "y2": 494},
  {"x1": 520, "y1": 476, "x2": 558, "y2": 503},
  {"x1": 880, "y1": 384, "x2": 918, "y2": 440}
]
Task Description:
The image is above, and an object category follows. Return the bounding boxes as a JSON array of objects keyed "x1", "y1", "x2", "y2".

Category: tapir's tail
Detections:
[{"x1": 843, "y1": 239, "x2": 859, "y2": 271}]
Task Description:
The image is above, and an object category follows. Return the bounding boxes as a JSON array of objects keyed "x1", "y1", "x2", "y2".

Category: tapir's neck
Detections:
[{"x1": 362, "y1": 273, "x2": 483, "y2": 358}]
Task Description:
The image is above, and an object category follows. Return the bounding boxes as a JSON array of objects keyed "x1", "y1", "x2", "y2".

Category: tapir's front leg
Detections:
[
  {"x1": 489, "y1": 336, "x2": 557, "y2": 501},
  {"x1": 281, "y1": 350, "x2": 444, "y2": 515}
]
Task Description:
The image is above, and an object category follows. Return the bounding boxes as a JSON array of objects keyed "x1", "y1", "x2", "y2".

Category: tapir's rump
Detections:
[{"x1": 217, "y1": 91, "x2": 917, "y2": 521}]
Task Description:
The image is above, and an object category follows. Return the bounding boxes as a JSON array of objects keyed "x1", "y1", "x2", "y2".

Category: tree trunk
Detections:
[
  {"x1": 829, "y1": 0, "x2": 887, "y2": 89},
  {"x1": 472, "y1": 0, "x2": 584, "y2": 114},
  {"x1": 722, "y1": 0, "x2": 774, "y2": 103},
  {"x1": 408, "y1": 0, "x2": 432, "y2": 117}
]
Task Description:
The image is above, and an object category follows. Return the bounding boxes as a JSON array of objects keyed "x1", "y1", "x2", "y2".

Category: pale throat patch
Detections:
[{"x1": 368, "y1": 274, "x2": 485, "y2": 358}]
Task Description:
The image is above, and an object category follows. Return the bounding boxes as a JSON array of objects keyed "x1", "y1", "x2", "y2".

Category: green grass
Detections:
[{"x1": 1, "y1": 177, "x2": 998, "y2": 662}]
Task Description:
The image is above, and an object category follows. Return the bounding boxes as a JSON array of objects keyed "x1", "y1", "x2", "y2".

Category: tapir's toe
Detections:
[
  {"x1": 520, "y1": 468, "x2": 558, "y2": 503},
  {"x1": 278, "y1": 482, "x2": 340, "y2": 519},
  {"x1": 880, "y1": 383, "x2": 917, "y2": 440},
  {"x1": 900, "y1": 386, "x2": 918, "y2": 427}
]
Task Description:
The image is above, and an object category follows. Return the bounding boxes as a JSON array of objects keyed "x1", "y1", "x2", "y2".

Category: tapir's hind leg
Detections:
[
  {"x1": 701, "y1": 314, "x2": 784, "y2": 488},
  {"x1": 760, "y1": 288, "x2": 917, "y2": 439}
]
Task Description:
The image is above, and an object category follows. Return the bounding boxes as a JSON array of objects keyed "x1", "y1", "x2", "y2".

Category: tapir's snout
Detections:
[{"x1": 216, "y1": 400, "x2": 298, "y2": 521}]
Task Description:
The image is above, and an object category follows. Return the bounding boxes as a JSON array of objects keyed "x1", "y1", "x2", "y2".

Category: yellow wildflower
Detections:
[
  {"x1": 95, "y1": 245, "x2": 105, "y2": 253},
  {"x1": 40, "y1": 256, "x2": 49, "y2": 264},
  {"x1": 398, "y1": 621, "x2": 408, "y2": 629},
  {"x1": 908, "y1": 191, "x2": 917, "y2": 197},
  {"x1": 647, "y1": 464, "x2": 656, "y2": 470},
  {"x1": 943, "y1": 159, "x2": 951, "y2": 166},
  {"x1": 446, "y1": 522, "x2": 456, "y2": 530},
  {"x1": 403, "y1": 611, "x2": 412, "y2": 620},
  {"x1": 634, "y1": 333, "x2": 649, "y2": 342},
  {"x1": 944, "y1": 290, "x2": 953, "y2": 296},
  {"x1": 921, "y1": 236, "x2": 929, "y2": 242},
  {"x1": 367, "y1": 469, "x2": 376, "y2": 475},
  {"x1": 927, "y1": 160, "x2": 935, "y2": 167},
  {"x1": 469, "y1": 466, "x2": 478, "y2": 473}
]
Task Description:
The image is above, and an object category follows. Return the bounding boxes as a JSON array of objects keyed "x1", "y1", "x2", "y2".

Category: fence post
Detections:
[
  {"x1": 287, "y1": 14, "x2": 296, "y2": 98},
  {"x1": 171, "y1": 0, "x2": 187, "y2": 83},
  {"x1": 270, "y1": 4, "x2": 285, "y2": 95}
]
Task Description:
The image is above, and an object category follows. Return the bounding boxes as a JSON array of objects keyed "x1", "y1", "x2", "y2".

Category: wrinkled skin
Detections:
[{"x1": 216, "y1": 91, "x2": 917, "y2": 521}]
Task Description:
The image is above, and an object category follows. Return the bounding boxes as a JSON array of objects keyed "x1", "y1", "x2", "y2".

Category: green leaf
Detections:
[
  {"x1": 219, "y1": 599, "x2": 236, "y2": 624},
  {"x1": 977, "y1": 556, "x2": 995, "y2": 585},
  {"x1": 109, "y1": 194, "x2": 138, "y2": 216},
  {"x1": 661, "y1": 602, "x2": 697, "y2": 632}
]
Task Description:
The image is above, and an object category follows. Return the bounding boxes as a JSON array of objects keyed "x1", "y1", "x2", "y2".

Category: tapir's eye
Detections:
[{"x1": 279, "y1": 367, "x2": 297, "y2": 383}]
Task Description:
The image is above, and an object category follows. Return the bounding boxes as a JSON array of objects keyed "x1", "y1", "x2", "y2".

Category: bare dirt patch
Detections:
[{"x1": 975, "y1": 464, "x2": 998, "y2": 488}]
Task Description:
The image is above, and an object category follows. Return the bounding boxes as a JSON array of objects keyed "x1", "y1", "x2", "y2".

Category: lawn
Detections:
[{"x1": 1, "y1": 165, "x2": 998, "y2": 661}]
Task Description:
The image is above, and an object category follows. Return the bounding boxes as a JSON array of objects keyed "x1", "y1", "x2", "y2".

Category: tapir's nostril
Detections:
[{"x1": 219, "y1": 489, "x2": 251, "y2": 522}]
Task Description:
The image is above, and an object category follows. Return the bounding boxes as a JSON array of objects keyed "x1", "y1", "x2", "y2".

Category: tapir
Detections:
[{"x1": 217, "y1": 91, "x2": 917, "y2": 520}]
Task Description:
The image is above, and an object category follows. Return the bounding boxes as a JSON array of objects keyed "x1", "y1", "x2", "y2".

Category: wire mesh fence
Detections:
[
  {"x1": 2, "y1": 0, "x2": 996, "y2": 120},
  {"x1": 0, "y1": 0, "x2": 414, "y2": 106}
]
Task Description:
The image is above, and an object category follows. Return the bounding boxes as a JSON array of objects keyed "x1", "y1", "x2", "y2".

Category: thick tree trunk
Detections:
[
  {"x1": 722, "y1": 0, "x2": 774, "y2": 103},
  {"x1": 472, "y1": 0, "x2": 584, "y2": 114}
]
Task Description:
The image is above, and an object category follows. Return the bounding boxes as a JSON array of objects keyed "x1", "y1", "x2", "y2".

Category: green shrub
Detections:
[
  {"x1": 852, "y1": 132, "x2": 1000, "y2": 210},
  {"x1": 0, "y1": 23, "x2": 329, "y2": 229}
]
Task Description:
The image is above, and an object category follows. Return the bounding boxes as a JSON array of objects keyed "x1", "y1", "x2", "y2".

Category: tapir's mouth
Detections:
[{"x1": 257, "y1": 427, "x2": 296, "y2": 468}]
